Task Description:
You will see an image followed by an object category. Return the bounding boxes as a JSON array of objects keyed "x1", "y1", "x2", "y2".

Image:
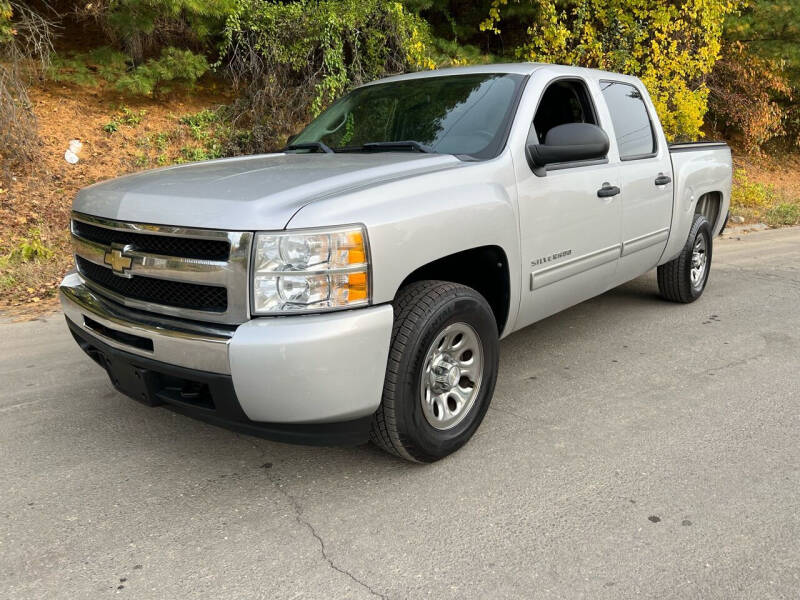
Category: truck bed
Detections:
[{"x1": 659, "y1": 142, "x2": 732, "y2": 265}]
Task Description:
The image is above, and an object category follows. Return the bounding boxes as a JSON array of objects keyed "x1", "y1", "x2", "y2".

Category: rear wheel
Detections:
[
  {"x1": 657, "y1": 214, "x2": 713, "y2": 303},
  {"x1": 370, "y1": 280, "x2": 499, "y2": 463}
]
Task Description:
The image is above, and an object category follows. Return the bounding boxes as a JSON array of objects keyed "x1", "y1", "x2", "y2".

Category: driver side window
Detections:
[{"x1": 531, "y1": 79, "x2": 597, "y2": 144}]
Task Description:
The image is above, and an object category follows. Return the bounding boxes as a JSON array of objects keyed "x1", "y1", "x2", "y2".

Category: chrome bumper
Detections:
[
  {"x1": 61, "y1": 272, "x2": 395, "y2": 424},
  {"x1": 60, "y1": 272, "x2": 233, "y2": 374}
]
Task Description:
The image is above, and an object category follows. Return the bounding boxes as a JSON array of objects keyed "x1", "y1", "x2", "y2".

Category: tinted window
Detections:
[
  {"x1": 600, "y1": 81, "x2": 656, "y2": 159},
  {"x1": 293, "y1": 73, "x2": 524, "y2": 159}
]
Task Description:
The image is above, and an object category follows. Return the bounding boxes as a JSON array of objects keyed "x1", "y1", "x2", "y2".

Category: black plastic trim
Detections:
[
  {"x1": 720, "y1": 210, "x2": 730, "y2": 235},
  {"x1": 67, "y1": 318, "x2": 373, "y2": 446}
]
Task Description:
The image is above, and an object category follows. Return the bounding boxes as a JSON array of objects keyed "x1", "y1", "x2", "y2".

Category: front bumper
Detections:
[{"x1": 60, "y1": 273, "x2": 393, "y2": 442}]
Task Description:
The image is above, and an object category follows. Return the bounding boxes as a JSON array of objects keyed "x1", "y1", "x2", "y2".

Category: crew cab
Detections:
[{"x1": 60, "y1": 64, "x2": 732, "y2": 462}]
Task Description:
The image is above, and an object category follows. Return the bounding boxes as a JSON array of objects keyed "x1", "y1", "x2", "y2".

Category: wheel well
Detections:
[
  {"x1": 695, "y1": 192, "x2": 722, "y2": 231},
  {"x1": 399, "y1": 246, "x2": 510, "y2": 334}
]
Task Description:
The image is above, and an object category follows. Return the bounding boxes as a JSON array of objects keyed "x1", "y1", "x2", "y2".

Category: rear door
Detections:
[
  {"x1": 514, "y1": 76, "x2": 622, "y2": 328},
  {"x1": 599, "y1": 80, "x2": 673, "y2": 284}
]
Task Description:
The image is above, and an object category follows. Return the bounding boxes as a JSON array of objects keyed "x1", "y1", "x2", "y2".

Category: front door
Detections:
[{"x1": 515, "y1": 78, "x2": 622, "y2": 328}]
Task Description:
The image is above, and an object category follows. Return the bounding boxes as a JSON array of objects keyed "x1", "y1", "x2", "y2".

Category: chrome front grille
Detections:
[{"x1": 70, "y1": 212, "x2": 252, "y2": 324}]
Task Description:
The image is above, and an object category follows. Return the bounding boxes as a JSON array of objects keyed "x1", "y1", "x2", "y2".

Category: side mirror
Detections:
[{"x1": 526, "y1": 123, "x2": 609, "y2": 174}]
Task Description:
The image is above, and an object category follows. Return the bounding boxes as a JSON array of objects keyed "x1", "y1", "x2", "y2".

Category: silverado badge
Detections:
[{"x1": 104, "y1": 247, "x2": 133, "y2": 275}]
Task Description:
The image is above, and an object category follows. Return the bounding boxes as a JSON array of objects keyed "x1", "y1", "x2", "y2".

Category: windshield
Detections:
[{"x1": 292, "y1": 73, "x2": 525, "y2": 159}]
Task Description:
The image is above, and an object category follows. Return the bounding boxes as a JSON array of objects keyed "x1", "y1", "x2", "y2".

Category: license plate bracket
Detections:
[{"x1": 103, "y1": 355, "x2": 163, "y2": 407}]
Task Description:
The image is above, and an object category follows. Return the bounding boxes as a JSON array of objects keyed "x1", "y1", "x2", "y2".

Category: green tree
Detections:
[
  {"x1": 722, "y1": 0, "x2": 800, "y2": 147},
  {"x1": 480, "y1": 0, "x2": 742, "y2": 141}
]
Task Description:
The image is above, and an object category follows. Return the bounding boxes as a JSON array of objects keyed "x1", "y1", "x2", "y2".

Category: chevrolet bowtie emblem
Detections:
[{"x1": 104, "y1": 247, "x2": 133, "y2": 275}]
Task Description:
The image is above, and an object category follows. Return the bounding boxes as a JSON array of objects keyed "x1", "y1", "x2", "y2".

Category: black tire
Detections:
[
  {"x1": 370, "y1": 280, "x2": 499, "y2": 463},
  {"x1": 657, "y1": 214, "x2": 713, "y2": 303}
]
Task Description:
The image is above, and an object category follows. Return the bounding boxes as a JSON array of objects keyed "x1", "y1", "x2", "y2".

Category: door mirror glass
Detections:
[{"x1": 526, "y1": 123, "x2": 609, "y2": 171}]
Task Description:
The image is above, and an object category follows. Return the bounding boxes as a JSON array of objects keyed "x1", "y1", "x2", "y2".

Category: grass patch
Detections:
[{"x1": 765, "y1": 203, "x2": 800, "y2": 226}]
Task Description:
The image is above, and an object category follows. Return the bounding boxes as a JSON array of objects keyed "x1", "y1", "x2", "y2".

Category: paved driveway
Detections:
[{"x1": 2, "y1": 227, "x2": 799, "y2": 599}]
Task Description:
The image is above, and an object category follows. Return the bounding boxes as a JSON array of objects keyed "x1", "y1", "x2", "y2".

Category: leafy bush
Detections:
[
  {"x1": 217, "y1": 0, "x2": 434, "y2": 151},
  {"x1": 730, "y1": 168, "x2": 776, "y2": 210},
  {"x1": 707, "y1": 42, "x2": 791, "y2": 153}
]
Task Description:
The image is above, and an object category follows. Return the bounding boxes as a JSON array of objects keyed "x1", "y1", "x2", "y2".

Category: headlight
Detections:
[{"x1": 251, "y1": 225, "x2": 370, "y2": 314}]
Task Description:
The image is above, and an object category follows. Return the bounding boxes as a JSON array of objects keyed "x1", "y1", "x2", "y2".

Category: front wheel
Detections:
[
  {"x1": 370, "y1": 281, "x2": 499, "y2": 463},
  {"x1": 657, "y1": 214, "x2": 713, "y2": 303}
]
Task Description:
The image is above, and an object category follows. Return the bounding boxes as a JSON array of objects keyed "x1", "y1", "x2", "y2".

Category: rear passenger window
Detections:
[{"x1": 600, "y1": 81, "x2": 656, "y2": 159}]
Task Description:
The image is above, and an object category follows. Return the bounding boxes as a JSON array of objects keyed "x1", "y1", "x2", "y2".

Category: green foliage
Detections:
[
  {"x1": 121, "y1": 107, "x2": 146, "y2": 125},
  {"x1": 48, "y1": 47, "x2": 129, "y2": 87},
  {"x1": 115, "y1": 47, "x2": 209, "y2": 95},
  {"x1": 430, "y1": 37, "x2": 496, "y2": 67},
  {"x1": 49, "y1": 46, "x2": 207, "y2": 96},
  {"x1": 179, "y1": 108, "x2": 218, "y2": 140},
  {"x1": 103, "y1": 119, "x2": 120, "y2": 134},
  {"x1": 104, "y1": 0, "x2": 236, "y2": 40},
  {"x1": 0, "y1": 1, "x2": 13, "y2": 45},
  {"x1": 3, "y1": 228, "x2": 53, "y2": 264},
  {"x1": 134, "y1": 152, "x2": 149, "y2": 167},
  {"x1": 103, "y1": 107, "x2": 146, "y2": 134},
  {"x1": 179, "y1": 146, "x2": 214, "y2": 162},
  {"x1": 731, "y1": 168, "x2": 776, "y2": 210}
]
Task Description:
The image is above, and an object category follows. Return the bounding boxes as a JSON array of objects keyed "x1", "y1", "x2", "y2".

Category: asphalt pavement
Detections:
[{"x1": 1, "y1": 226, "x2": 799, "y2": 599}]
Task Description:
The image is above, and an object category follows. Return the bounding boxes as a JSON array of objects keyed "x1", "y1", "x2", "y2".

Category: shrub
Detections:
[
  {"x1": 48, "y1": 47, "x2": 129, "y2": 87},
  {"x1": 730, "y1": 169, "x2": 775, "y2": 210},
  {"x1": 707, "y1": 42, "x2": 791, "y2": 153},
  {"x1": 3, "y1": 227, "x2": 54, "y2": 264},
  {"x1": 115, "y1": 47, "x2": 209, "y2": 95}
]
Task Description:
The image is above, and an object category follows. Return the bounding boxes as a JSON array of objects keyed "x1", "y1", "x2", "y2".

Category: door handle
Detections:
[
  {"x1": 654, "y1": 173, "x2": 672, "y2": 186},
  {"x1": 597, "y1": 183, "x2": 621, "y2": 198}
]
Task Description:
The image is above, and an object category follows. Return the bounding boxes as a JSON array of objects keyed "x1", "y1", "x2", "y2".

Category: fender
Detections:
[{"x1": 287, "y1": 156, "x2": 522, "y2": 337}]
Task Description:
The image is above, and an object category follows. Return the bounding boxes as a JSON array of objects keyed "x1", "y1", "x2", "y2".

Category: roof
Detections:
[{"x1": 361, "y1": 63, "x2": 642, "y2": 87}]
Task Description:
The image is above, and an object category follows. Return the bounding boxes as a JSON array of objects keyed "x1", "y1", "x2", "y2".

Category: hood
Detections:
[{"x1": 73, "y1": 152, "x2": 463, "y2": 230}]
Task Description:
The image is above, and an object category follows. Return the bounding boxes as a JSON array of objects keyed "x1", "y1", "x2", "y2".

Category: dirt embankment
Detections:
[{"x1": 0, "y1": 79, "x2": 233, "y2": 317}]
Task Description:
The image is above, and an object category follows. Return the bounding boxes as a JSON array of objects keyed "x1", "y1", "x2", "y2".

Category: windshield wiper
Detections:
[
  {"x1": 283, "y1": 141, "x2": 335, "y2": 154},
  {"x1": 339, "y1": 141, "x2": 433, "y2": 153}
]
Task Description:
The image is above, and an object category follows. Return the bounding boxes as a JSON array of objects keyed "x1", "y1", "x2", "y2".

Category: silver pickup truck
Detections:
[{"x1": 61, "y1": 63, "x2": 731, "y2": 462}]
